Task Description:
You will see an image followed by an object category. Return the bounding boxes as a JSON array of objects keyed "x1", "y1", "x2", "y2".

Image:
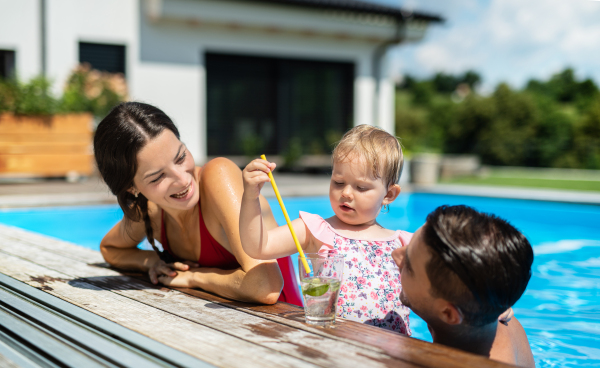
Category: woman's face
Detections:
[{"x1": 132, "y1": 130, "x2": 199, "y2": 210}]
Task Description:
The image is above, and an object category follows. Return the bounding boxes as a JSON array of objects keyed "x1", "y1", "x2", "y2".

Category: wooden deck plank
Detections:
[
  {"x1": 0, "y1": 225, "x2": 105, "y2": 264},
  {"x1": 0, "y1": 238, "x2": 121, "y2": 279},
  {"x1": 82, "y1": 275, "x2": 420, "y2": 368},
  {"x1": 0, "y1": 225, "x2": 514, "y2": 368},
  {"x1": 171, "y1": 287, "x2": 513, "y2": 368},
  {"x1": 0, "y1": 254, "x2": 318, "y2": 368},
  {"x1": 0, "y1": 273, "x2": 214, "y2": 368},
  {"x1": 0, "y1": 230, "x2": 420, "y2": 368}
]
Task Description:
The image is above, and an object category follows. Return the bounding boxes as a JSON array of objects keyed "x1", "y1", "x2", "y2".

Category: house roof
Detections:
[{"x1": 249, "y1": 0, "x2": 444, "y2": 22}]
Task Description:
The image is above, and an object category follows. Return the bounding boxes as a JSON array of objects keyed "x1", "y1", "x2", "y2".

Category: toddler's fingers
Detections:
[
  {"x1": 246, "y1": 169, "x2": 271, "y2": 182},
  {"x1": 263, "y1": 160, "x2": 276, "y2": 172},
  {"x1": 245, "y1": 159, "x2": 271, "y2": 174},
  {"x1": 254, "y1": 159, "x2": 276, "y2": 173}
]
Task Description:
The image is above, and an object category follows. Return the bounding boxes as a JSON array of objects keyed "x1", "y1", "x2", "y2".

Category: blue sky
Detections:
[{"x1": 368, "y1": 0, "x2": 600, "y2": 92}]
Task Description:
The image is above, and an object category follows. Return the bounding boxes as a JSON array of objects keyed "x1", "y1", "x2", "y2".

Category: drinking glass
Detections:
[{"x1": 298, "y1": 252, "x2": 344, "y2": 327}]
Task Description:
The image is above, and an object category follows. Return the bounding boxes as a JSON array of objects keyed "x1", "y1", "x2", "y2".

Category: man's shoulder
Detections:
[{"x1": 490, "y1": 317, "x2": 535, "y2": 367}]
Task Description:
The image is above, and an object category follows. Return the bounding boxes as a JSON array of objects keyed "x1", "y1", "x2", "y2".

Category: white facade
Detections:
[{"x1": 0, "y1": 0, "x2": 435, "y2": 164}]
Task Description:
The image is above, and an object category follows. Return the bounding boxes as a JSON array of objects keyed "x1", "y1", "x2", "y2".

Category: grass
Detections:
[{"x1": 442, "y1": 176, "x2": 600, "y2": 192}]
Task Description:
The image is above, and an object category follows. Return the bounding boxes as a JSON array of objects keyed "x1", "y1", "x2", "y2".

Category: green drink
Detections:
[{"x1": 299, "y1": 253, "x2": 344, "y2": 327}]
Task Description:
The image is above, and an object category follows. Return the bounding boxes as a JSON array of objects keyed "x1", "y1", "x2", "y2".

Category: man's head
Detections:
[{"x1": 392, "y1": 205, "x2": 533, "y2": 328}]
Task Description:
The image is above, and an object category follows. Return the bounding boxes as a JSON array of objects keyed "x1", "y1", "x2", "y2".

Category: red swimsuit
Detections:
[{"x1": 160, "y1": 204, "x2": 303, "y2": 307}]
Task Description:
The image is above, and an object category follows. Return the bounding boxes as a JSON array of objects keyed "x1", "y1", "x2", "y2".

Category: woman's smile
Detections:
[{"x1": 171, "y1": 181, "x2": 193, "y2": 200}]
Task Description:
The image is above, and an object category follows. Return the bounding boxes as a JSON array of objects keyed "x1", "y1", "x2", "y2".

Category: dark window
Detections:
[
  {"x1": 206, "y1": 53, "x2": 354, "y2": 156},
  {"x1": 0, "y1": 50, "x2": 16, "y2": 79},
  {"x1": 79, "y1": 42, "x2": 126, "y2": 75}
]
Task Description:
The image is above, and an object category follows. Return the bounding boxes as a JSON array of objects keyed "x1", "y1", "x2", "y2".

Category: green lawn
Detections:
[{"x1": 442, "y1": 176, "x2": 600, "y2": 192}]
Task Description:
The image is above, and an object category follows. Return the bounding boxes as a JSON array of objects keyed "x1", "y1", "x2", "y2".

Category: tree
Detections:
[
  {"x1": 574, "y1": 97, "x2": 600, "y2": 169},
  {"x1": 433, "y1": 72, "x2": 459, "y2": 93},
  {"x1": 411, "y1": 81, "x2": 435, "y2": 106},
  {"x1": 461, "y1": 70, "x2": 481, "y2": 90}
]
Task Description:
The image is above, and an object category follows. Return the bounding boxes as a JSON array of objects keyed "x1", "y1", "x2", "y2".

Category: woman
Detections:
[{"x1": 94, "y1": 102, "x2": 302, "y2": 305}]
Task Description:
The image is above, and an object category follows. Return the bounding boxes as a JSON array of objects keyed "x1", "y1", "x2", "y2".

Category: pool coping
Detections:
[
  {"x1": 1, "y1": 179, "x2": 600, "y2": 208},
  {"x1": 412, "y1": 184, "x2": 600, "y2": 205}
]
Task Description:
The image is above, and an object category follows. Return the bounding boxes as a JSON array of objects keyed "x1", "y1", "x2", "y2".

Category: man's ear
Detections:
[
  {"x1": 435, "y1": 299, "x2": 463, "y2": 325},
  {"x1": 383, "y1": 184, "x2": 401, "y2": 205}
]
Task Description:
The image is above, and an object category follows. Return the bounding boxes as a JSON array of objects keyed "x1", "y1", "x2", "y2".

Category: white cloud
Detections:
[{"x1": 387, "y1": 0, "x2": 600, "y2": 89}]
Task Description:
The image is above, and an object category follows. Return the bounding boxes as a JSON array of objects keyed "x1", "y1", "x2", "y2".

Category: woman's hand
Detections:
[
  {"x1": 148, "y1": 260, "x2": 199, "y2": 285},
  {"x1": 242, "y1": 159, "x2": 276, "y2": 199},
  {"x1": 157, "y1": 268, "x2": 200, "y2": 288}
]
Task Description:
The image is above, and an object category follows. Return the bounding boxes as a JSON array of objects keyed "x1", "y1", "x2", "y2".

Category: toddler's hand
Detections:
[{"x1": 242, "y1": 158, "x2": 276, "y2": 198}]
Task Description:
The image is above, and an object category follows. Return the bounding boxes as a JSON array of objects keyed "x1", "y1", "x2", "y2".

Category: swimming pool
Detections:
[{"x1": 1, "y1": 193, "x2": 599, "y2": 368}]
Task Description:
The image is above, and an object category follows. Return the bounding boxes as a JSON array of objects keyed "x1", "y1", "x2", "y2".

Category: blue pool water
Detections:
[{"x1": 1, "y1": 193, "x2": 599, "y2": 367}]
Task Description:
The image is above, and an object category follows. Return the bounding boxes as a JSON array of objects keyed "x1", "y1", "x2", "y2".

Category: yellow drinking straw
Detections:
[{"x1": 261, "y1": 154, "x2": 311, "y2": 274}]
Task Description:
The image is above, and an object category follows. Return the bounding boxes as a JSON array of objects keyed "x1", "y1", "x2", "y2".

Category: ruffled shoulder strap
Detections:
[
  {"x1": 397, "y1": 230, "x2": 413, "y2": 247},
  {"x1": 299, "y1": 211, "x2": 336, "y2": 246}
]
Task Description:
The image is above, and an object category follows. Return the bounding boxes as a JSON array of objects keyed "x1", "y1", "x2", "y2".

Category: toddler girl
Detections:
[{"x1": 240, "y1": 125, "x2": 412, "y2": 335}]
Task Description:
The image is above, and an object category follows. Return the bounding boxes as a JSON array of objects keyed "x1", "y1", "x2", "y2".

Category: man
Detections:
[{"x1": 392, "y1": 205, "x2": 535, "y2": 367}]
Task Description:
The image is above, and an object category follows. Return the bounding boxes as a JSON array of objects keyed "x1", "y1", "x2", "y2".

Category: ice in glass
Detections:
[{"x1": 299, "y1": 252, "x2": 344, "y2": 327}]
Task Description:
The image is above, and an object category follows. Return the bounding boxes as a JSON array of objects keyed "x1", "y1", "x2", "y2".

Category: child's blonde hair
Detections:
[{"x1": 332, "y1": 125, "x2": 403, "y2": 188}]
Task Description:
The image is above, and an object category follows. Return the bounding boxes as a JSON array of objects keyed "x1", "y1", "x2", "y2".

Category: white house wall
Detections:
[
  {"x1": 133, "y1": 62, "x2": 204, "y2": 164},
  {"x1": 45, "y1": 0, "x2": 139, "y2": 96},
  {"x1": 138, "y1": 0, "x2": 393, "y2": 163},
  {"x1": 0, "y1": 0, "x2": 423, "y2": 165},
  {"x1": 150, "y1": 0, "x2": 399, "y2": 42},
  {"x1": 0, "y1": 0, "x2": 41, "y2": 81},
  {"x1": 377, "y1": 52, "x2": 395, "y2": 135}
]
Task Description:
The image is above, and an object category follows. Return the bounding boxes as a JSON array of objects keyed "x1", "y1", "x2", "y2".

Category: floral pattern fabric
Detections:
[
  {"x1": 332, "y1": 235, "x2": 411, "y2": 335},
  {"x1": 300, "y1": 212, "x2": 412, "y2": 335}
]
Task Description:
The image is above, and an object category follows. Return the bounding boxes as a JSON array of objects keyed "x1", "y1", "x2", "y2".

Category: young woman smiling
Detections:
[{"x1": 94, "y1": 102, "x2": 301, "y2": 305}]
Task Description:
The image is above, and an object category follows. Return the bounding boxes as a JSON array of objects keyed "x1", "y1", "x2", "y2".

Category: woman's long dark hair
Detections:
[{"x1": 94, "y1": 102, "x2": 178, "y2": 263}]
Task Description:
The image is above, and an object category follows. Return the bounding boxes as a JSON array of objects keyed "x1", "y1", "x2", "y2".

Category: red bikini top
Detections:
[{"x1": 160, "y1": 200, "x2": 241, "y2": 270}]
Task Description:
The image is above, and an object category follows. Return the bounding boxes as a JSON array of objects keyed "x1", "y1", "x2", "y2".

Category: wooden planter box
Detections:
[{"x1": 0, "y1": 113, "x2": 94, "y2": 178}]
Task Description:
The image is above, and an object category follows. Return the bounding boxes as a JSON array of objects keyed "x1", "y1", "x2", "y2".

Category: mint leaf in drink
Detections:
[{"x1": 302, "y1": 282, "x2": 330, "y2": 297}]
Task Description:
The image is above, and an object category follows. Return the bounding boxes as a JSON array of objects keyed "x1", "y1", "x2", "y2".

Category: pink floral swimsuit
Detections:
[{"x1": 300, "y1": 212, "x2": 413, "y2": 335}]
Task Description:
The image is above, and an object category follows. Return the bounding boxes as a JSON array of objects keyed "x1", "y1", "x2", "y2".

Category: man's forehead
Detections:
[{"x1": 408, "y1": 227, "x2": 431, "y2": 270}]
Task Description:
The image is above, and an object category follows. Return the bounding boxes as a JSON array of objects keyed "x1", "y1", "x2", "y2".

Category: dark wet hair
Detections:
[
  {"x1": 422, "y1": 205, "x2": 533, "y2": 326},
  {"x1": 94, "y1": 102, "x2": 178, "y2": 263}
]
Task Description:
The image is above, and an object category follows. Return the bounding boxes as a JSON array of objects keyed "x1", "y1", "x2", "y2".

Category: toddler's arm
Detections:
[{"x1": 240, "y1": 158, "x2": 312, "y2": 259}]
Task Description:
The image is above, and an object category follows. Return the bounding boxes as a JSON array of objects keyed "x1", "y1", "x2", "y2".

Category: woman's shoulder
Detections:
[
  {"x1": 199, "y1": 158, "x2": 243, "y2": 194},
  {"x1": 200, "y1": 157, "x2": 241, "y2": 178}
]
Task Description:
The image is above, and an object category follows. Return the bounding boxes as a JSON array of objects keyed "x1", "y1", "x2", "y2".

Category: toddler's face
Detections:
[{"x1": 329, "y1": 157, "x2": 389, "y2": 226}]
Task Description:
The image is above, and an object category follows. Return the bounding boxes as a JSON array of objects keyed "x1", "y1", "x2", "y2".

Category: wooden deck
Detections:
[{"x1": 0, "y1": 224, "x2": 515, "y2": 368}]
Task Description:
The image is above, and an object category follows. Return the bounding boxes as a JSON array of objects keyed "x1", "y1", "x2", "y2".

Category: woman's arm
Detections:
[
  {"x1": 100, "y1": 205, "x2": 195, "y2": 284},
  {"x1": 161, "y1": 158, "x2": 284, "y2": 304},
  {"x1": 100, "y1": 217, "x2": 159, "y2": 271},
  {"x1": 239, "y1": 158, "x2": 313, "y2": 260}
]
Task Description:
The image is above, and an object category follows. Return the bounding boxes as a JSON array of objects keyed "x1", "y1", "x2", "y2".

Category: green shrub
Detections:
[
  {"x1": 0, "y1": 64, "x2": 127, "y2": 118},
  {"x1": 397, "y1": 68, "x2": 600, "y2": 169},
  {"x1": 0, "y1": 76, "x2": 59, "y2": 115},
  {"x1": 0, "y1": 78, "x2": 18, "y2": 113},
  {"x1": 60, "y1": 64, "x2": 127, "y2": 118}
]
